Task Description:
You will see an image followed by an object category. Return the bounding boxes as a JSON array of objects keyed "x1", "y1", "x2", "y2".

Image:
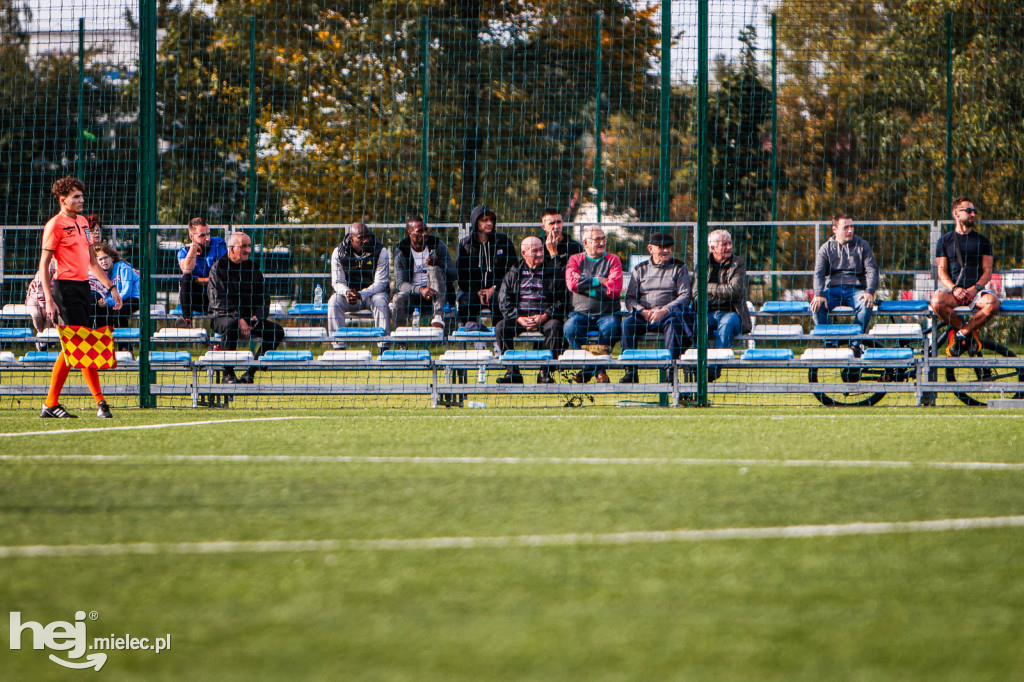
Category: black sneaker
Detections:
[
  {"x1": 536, "y1": 369, "x2": 555, "y2": 384},
  {"x1": 238, "y1": 369, "x2": 257, "y2": 384},
  {"x1": 96, "y1": 400, "x2": 113, "y2": 419},
  {"x1": 174, "y1": 316, "x2": 193, "y2": 329},
  {"x1": 966, "y1": 330, "x2": 983, "y2": 357},
  {"x1": 619, "y1": 368, "x2": 639, "y2": 384},
  {"x1": 946, "y1": 329, "x2": 967, "y2": 357},
  {"x1": 496, "y1": 369, "x2": 524, "y2": 384},
  {"x1": 41, "y1": 404, "x2": 77, "y2": 419},
  {"x1": 221, "y1": 371, "x2": 238, "y2": 384}
]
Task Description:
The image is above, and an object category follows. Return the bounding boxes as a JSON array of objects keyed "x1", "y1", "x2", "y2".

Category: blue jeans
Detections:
[
  {"x1": 813, "y1": 287, "x2": 873, "y2": 333},
  {"x1": 620, "y1": 310, "x2": 691, "y2": 358},
  {"x1": 564, "y1": 312, "x2": 620, "y2": 349},
  {"x1": 707, "y1": 310, "x2": 742, "y2": 349}
]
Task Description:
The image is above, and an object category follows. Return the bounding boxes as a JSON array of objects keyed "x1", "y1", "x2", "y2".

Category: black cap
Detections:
[{"x1": 649, "y1": 232, "x2": 674, "y2": 247}]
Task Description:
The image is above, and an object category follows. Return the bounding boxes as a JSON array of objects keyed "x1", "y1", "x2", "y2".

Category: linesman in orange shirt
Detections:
[{"x1": 38, "y1": 176, "x2": 122, "y2": 418}]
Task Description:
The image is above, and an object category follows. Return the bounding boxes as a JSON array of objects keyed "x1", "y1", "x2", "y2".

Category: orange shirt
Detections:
[{"x1": 42, "y1": 213, "x2": 94, "y2": 281}]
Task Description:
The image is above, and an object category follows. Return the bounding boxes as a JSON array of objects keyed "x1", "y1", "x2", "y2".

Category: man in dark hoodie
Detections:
[
  {"x1": 327, "y1": 222, "x2": 391, "y2": 338},
  {"x1": 619, "y1": 232, "x2": 692, "y2": 383},
  {"x1": 457, "y1": 205, "x2": 517, "y2": 327},
  {"x1": 208, "y1": 232, "x2": 285, "y2": 384},
  {"x1": 494, "y1": 236, "x2": 567, "y2": 384},
  {"x1": 393, "y1": 216, "x2": 457, "y2": 328},
  {"x1": 540, "y1": 207, "x2": 583, "y2": 272}
]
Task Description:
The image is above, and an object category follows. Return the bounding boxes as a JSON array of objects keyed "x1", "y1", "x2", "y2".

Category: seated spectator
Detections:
[
  {"x1": 177, "y1": 217, "x2": 226, "y2": 327},
  {"x1": 25, "y1": 261, "x2": 56, "y2": 350},
  {"x1": 564, "y1": 226, "x2": 623, "y2": 383},
  {"x1": 695, "y1": 229, "x2": 751, "y2": 381},
  {"x1": 92, "y1": 244, "x2": 141, "y2": 330},
  {"x1": 393, "y1": 216, "x2": 457, "y2": 328},
  {"x1": 208, "y1": 232, "x2": 285, "y2": 384},
  {"x1": 541, "y1": 208, "x2": 583, "y2": 272},
  {"x1": 811, "y1": 212, "x2": 878, "y2": 349},
  {"x1": 457, "y1": 205, "x2": 516, "y2": 326},
  {"x1": 327, "y1": 222, "x2": 391, "y2": 343},
  {"x1": 620, "y1": 232, "x2": 692, "y2": 383},
  {"x1": 494, "y1": 236, "x2": 567, "y2": 384}
]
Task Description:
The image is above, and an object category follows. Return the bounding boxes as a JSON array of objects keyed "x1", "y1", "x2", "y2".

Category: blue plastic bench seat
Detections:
[
  {"x1": 1000, "y1": 299, "x2": 1024, "y2": 313},
  {"x1": 760, "y1": 301, "x2": 810, "y2": 314},
  {"x1": 876, "y1": 300, "x2": 929, "y2": 313},
  {"x1": 861, "y1": 348, "x2": 914, "y2": 361},
  {"x1": 619, "y1": 349, "x2": 672, "y2": 362},
  {"x1": 113, "y1": 328, "x2": 140, "y2": 339},
  {"x1": 333, "y1": 327, "x2": 386, "y2": 338},
  {"x1": 380, "y1": 349, "x2": 431, "y2": 362},
  {"x1": 20, "y1": 351, "x2": 60, "y2": 362},
  {"x1": 288, "y1": 304, "x2": 327, "y2": 315},
  {"x1": 150, "y1": 351, "x2": 193, "y2": 363},
  {"x1": 741, "y1": 348, "x2": 794, "y2": 361},
  {"x1": 501, "y1": 350, "x2": 553, "y2": 362},
  {"x1": 261, "y1": 350, "x2": 314, "y2": 362},
  {"x1": 811, "y1": 324, "x2": 862, "y2": 336},
  {"x1": 451, "y1": 326, "x2": 495, "y2": 338},
  {"x1": 0, "y1": 328, "x2": 34, "y2": 340}
]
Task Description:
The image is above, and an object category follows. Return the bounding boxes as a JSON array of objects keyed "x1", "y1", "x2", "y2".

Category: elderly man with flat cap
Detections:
[
  {"x1": 493, "y1": 236, "x2": 568, "y2": 384},
  {"x1": 619, "y1": 231, "x2": 692, "y2": 383}
]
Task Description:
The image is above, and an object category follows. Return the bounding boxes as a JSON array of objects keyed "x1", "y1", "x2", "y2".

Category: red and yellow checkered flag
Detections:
[{"x1": 58, "y1": 325, "x2": 117, "y2": 370}]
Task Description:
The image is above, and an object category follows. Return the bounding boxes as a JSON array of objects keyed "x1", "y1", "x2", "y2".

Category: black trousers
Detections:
[
  {"x1": 179, "y1": 275, "x2": 209, "y2": 319},
  {"x1": 93, "y1": 297, "x2": 140, "y2": 328},
  {"x1": 53, "y1": 280, "x2": 93, "y2": 327},
  {"x1": 494, "y1": 316, "x2": 564, "y2": 357},
  {"x1": 212, "y1": 316, "x2": 285, "y2": 358}
]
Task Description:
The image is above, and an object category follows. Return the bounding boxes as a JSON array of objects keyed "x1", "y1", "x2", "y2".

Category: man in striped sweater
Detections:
[{"x1": 564, "y1": 226, "x2": 623, "y2": 383}]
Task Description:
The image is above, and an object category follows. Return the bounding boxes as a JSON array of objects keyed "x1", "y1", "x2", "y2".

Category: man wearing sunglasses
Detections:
[{"x1": 931, "y1": 197, "x2": 1001, "y2": 357}]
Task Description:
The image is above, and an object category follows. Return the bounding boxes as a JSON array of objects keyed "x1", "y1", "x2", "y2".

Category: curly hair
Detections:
[{"x1": 51, "y1": 176, "x2": 85, "y2": 200}]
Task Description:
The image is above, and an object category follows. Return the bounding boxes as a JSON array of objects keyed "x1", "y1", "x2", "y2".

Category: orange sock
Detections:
[
  {"x1": 82, "y1": 367, "x2": 104, "y2": 403},
  {"x1": 45, "y1": 353, "x2": 71, "y2": 407}
]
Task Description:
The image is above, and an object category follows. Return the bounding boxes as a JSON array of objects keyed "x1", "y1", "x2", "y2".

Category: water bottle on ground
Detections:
[
  {"x1": 412, "y1": 308, "x2": 421, "y2": 327},
  {"x1": 313, "y1": 283, "x2": 323, "y2": 310}
]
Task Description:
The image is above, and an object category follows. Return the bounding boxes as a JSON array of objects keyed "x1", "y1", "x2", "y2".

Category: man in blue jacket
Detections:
[{"x1": 177, "y1": 217, "x2": 226, "y2": 327}]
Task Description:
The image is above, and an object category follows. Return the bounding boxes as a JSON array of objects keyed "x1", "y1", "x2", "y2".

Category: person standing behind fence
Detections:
[
  {"x1": 177, "y1": 217, "x2": 227, "y2": 327},
  {"x1": 564, "y1": 226, "x2": 623, "y2": 383},
  {"x1": 541, "y1": 208, "x2": 583, "y2": 273},
  {"x1": 931, "y1": 197, "x2": 1001, "y2": 357},
  {"x1": 393, "y1": 216, "x2": 456, "y2": 329},
  {"x1": 92, "y1": 243, "x2": 141, "y2": 329},
  {"x1": 810, "y1": 213, "x2": 878, "y2": 350},
  {"x1": 494, "y1": 236, "x2": 567, "y2": 385},
  {"x1": 327, "y1": 222, "x2": 391, "y2": 343},
  {"x1": 38, "y1": 176, "x2": 121, "y2": 419},
  {"x1": 620, "y1": 232, "x2": 692, "y2": 383},
  {"x1": 208, "y1": 232, "x2": 285, "y2": 384},
  {"x1": 457, "y1": 205, "x2": 517, "y2": 327}
]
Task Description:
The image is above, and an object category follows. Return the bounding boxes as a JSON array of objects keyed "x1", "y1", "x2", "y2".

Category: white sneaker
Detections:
[{"x1": 430, "y1": 315, "x2": 444, "y2": 329}]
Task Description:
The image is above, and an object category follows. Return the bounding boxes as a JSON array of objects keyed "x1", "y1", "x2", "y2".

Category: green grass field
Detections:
[{"x1": 2, "y1": 408, "x2": 1023, "y2": 680}]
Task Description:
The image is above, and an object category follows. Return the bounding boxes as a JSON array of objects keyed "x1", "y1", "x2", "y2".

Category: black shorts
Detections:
[{"x1": 53, "y1": 280, "x2": 94, "y2": 327}]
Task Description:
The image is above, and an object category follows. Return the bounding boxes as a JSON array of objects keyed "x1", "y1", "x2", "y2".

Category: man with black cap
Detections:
[
  {"x1": 456, "y1": 205, "x2": 517, "y2": 327},
  {"x1": 619, "y1": 231, "x2": 692, "y2": 383}
]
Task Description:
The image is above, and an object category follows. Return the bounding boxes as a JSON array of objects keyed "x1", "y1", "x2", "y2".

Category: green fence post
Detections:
[
  {"x1": 77, "y1": 18, "x2": 84, "y2": 180},
  {"x1": 695, "y1": 0, "x2": 709, "y2": 407},
  {"x1": 659, "y1": 1, "x2": 671, "y2": 226},
  {"x1": 594, "y1": 12, "x2": 603, "y2": 223},
  {"x1": 944, "y1": 12, "x2": 953, "y2": 212},
  {"x1": 247, "y1": 17, "x2": 257, "y2": 224},
  {"x1": 770, "y1": 12, "x2": 779, "y2": 300},
  {"x1": 138, "y1": 0, "x2": 157, "y2": 408},
  {"x1": 421, "y1": 15, "x2": 430, "y2": 222}
]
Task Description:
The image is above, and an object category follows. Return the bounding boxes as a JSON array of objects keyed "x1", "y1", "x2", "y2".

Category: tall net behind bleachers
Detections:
[{"x1": 1, "y1": 1, "x2": 1023, "y2": 409}]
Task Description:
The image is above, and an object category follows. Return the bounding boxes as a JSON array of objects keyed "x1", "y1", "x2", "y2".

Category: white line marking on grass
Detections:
[
  {"x1": 4, "y1": 454, "x2": 1023, "y2": 471},
  {"x1": 1, "y1": 516, "x2": 1022, "y2": 559},
  {"x1": 0, "y1": 416, "x2": 320, "y2": 438}
]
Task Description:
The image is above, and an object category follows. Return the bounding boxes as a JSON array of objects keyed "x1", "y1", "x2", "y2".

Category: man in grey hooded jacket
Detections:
[{"x1": 811, "y1": 213, "x2": 878, "y2": 338}]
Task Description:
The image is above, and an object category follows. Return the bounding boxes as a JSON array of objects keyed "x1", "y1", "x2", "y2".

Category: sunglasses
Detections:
[{"x1": 959, "y1": 208, "x2": 977, "y2": 214}]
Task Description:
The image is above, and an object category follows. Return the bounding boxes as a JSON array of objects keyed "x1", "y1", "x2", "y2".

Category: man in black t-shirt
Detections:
[{"x1": 930, "y1": 197, "x2": 1001, "y2": 356}]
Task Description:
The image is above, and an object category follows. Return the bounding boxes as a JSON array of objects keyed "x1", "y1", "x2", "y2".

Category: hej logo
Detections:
[{"x1": 10, "y1": 610, "x2": 172, "y2": 671}]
